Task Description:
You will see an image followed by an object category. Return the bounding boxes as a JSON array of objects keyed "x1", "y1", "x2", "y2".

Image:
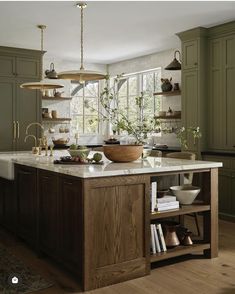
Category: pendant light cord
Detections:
[
  {"x1": 37, "y1": 25, "x2": 46, "y2": 80},
  {"x1": 78, "y1": 3, "x2": 87, "y2": 70}
]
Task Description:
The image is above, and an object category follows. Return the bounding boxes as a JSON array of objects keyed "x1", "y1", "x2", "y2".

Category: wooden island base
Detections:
[{"x1": 0, "y1": 162, "x2": 219, "y2": 291}]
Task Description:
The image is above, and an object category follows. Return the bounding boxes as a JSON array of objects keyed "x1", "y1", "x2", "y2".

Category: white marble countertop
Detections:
[{"x1": 0, "y1": 150, "x2": 222, "y2": 179}]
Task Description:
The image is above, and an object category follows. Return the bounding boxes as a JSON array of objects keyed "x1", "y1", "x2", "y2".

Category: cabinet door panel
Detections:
[
  {"x1": 182, "y1": 70, "x2": 198, "y2": 151},
  {"x1": 58, "y1": 176, "x2": 83, "y2": 271},
  {"x1": 16, "y1": 57, "x2": 40, "y2": 79},
  {"x1": 0, "y1": 79, "x2": 15, "y2": 151},
  {"x1": 208, "y1": 38, "x2": 226, "y2": 149},
  {"x1": 16, "y1": 80, "x2": 41, "y2": 150},
  {"x1": 225, "y1": 35, "x2": 235, "y2": 149},
  {"x1": 183, "y1": 40, "x2": 198, "y2": 70},
  {"x1": 0, "y1": 55, "x2": 15, "y2": 77},
  {"x1": 16, "y1": 165, "x2": 37, "y2": 244},
  {"x1": 38, "y1": 170, "x2": 58, "y2": 253}
]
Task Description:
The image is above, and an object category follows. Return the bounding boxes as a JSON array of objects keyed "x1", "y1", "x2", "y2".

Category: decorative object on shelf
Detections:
[
  {"x1": 51, "y1": 110, "x2": 57, "y2": 119},
  {"x1": 176, "y1": 126, "x2": 202, "y2": 149},
  {"x1": 58, "y1": 3, "x2": 106, "y2": 83},
  {"x1": 165, "y1": 50, "x2": 181, "y2": 70},
  {"x1": 53, "y1": 89, "x2": 64, "y2": 97},
  {"x1": 157, "y1": 189, "x2": 169, "y2": 198},
  {"x1": 42, "y1": 112, "x2": 51, "y2": 119},
  {"x1": 48, "y1": 127, "x2": 55, "y2": 134},
  {"x1": 161, "y1": 78, "x2": 173, "y2": 92},
  {"x1": 20, "y1": 25, "x2": 64, "y2": 90},
  {"x1": 59, "y1": 126, "x2": 65, "y2": 133},
  {"x1": 52, "y1": 137, "x2": 70, "y2": 147},
  {"x1": 85, "y1": 75, "x2": 160, "y2": 145},
  {"x1": 173, "y1": 82, "x2": 180, "y2": 91},
  {"x1": 166, "y1": 107, "x2": 173, "y2": 116},
  {"x1": 163, "y1": 221, "x2": 180, "y2": 248},
  {"x1": 170, "y1": 185, "x2": 201, "y2": 205},
  {"x1": 103, "y1": 144, "x2": 143, "y2": 162},
  {"x1": 182, "y1": 231, "x2": 193, "y2": 246},
  {"x1": 45, "y1": 62, "x2": 59, "y2": 79}
]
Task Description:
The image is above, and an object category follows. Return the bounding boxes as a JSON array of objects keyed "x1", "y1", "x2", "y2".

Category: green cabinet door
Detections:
[
  {"x1": 208, "y1": 38, "x2": 225, "y2": 150},
  {"x1": 182, "y1": 40, "x2": 198, "y2": 70},
  {"x1": 0, "y1": 79, "x2": 15, "y2": 151},
  {"x1": 182, "y1": 69, "x2": 198, "y2": 151},
  {"x1": 16, "y1": 80, "x2": 41, "y2": 151},
  {"x1": 16, "y1": 57, "x2": 40, "y2": 79},
  {"x1": 225, "y1": 34, "x2": 235, "y2": 150},
  {"x1": 0, "y1": 55, "x2": 15, "y2": 78},
  {"x1": 231, "y1": 172, "x2": 235, "y2": 219}
]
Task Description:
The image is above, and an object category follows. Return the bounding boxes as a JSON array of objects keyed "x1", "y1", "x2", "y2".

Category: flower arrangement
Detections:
[
  {"x1": 85, "y1": 74, "x2": 160, "y2": 145},
  {"x1": 176, "y1": 126, "x2": 202, "y2": 149}
]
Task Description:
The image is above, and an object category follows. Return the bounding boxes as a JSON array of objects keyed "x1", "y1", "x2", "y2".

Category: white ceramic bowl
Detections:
[{"x1": 170, "y1": 185, "x2": 201, "y2": 205}]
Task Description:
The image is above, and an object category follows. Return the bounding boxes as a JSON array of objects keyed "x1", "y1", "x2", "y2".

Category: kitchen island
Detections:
[{"x1": 0, "y1": 152, "x2": 222, "y2": 290}]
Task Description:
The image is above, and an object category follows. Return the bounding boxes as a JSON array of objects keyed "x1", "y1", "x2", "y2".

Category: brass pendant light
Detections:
[
  {"x1": 165, "y1": 50, "x2": 181, "y2": 70},
  {"x1": 58, "y1": 3, "x2": 106, "y2": 83},
  {"x1": 20, "y1": 25, "x2": 64, "y2": 90}
]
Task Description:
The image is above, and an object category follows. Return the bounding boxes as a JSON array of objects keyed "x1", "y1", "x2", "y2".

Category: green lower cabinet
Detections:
[{"x1": 218, "y1": 169, "x2": 232, "y2": 217}]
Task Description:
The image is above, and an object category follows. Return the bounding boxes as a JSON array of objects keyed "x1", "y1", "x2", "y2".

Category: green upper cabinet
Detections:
[
  {"x1": 177, "y1": 27, "x2": 207, "y2": 155},
  {"x1": 0, "y1": 55, "x2": 16, "y2": 78},
  {"x1": 208, "y1": 31, "x2": 235, "y2": 151},
  {"x1": 16, "y1": 57, "x2": 40, "y2": 79},
  {"x1": 182, "y1": 40, "x2": 198, "y2": 70},
  {"x1": 0, "y1": 46, "x2": 42, "y2": 151}
]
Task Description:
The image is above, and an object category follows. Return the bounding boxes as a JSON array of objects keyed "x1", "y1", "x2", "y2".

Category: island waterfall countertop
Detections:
[{"x1": 0, "y1": 150, "x2": 222, "y2": 179}]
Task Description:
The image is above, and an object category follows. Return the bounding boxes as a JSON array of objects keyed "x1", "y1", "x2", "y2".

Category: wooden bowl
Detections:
[{"x1": 103, "y1": 145, "x2": 143, "y2": 162}]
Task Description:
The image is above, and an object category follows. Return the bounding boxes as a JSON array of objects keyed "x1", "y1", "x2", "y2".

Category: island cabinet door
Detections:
[
  {"x1": 57, "y1": 175, "x2": 83, "y2": 281},
  {"x1": 38, "y1": 170, "x2": 58, "y2": 255},
  {"x1": 15, "y1": 165, "x2": 37, "y2": 245},
  {"x1": 83, "y1": 175, "x2": 150, "y2": 291}
]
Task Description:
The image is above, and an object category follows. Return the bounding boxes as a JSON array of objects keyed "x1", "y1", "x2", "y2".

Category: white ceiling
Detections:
[{"x1": 0, "y1": 1, "x2": 235, "y2": 64}]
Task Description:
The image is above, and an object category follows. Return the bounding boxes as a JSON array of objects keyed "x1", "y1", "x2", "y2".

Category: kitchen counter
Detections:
[{"x1": 2, "y1": 151, "x2": 222, "y2": 179}]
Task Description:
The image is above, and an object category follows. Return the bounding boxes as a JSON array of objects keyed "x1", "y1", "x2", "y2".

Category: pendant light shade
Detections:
[
  {"x1": 165, "y1": 50, "x2": 181, "y2": 70},
  {"x1": 20, "y1": 25, "x2": 64, "y2": 90},
  {"x1": 58, "y1": 3, "x2": 106, "y2": 82}
]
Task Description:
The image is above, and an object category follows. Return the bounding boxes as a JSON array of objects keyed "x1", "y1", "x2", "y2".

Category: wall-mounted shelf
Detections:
[
  {"x1": 155, "y1": 115, "x2": 181, "y2": 120},
  {"x1": 42, "y1": 118, "x2": 71, "y2": 123},
  {"x1": 154, "y1": 90, "x2": 181, "y2": 96},
  {"x1": 42, "y1": 96, "x2": 72, "y2": 101}
]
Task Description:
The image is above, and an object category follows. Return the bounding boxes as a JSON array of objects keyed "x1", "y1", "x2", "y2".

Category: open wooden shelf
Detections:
[
  {"x1": 154, "y1": 90, "x2": 181, "y2": 96},
  {"x1": 42, "y1": 118, "x2": 71, "y2": 123},
  {"x1": 42, "y1": 96, "x2": 72, "y2": 101},
  {"x1": 151, "y1": 203, "x2": 210, "y2": 220},
  {"x1": 150, "y1": 243, "x2": 210, "y2": 263},
  {"x1": 155, "y1": 115, "x2": 181, "y2": 120}
]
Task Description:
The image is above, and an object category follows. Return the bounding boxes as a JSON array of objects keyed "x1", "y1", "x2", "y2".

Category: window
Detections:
[
  {"x1": 71, "y1": 81, "x2": 100, "y2": 134},
  {"x1": 116, "y1": 68, "x2": 161, "y2": 123}
]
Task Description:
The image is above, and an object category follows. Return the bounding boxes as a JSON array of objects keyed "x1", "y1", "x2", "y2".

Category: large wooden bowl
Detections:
[{"x1": 103, "y1": 144, "x2": 143, "y2": 162}]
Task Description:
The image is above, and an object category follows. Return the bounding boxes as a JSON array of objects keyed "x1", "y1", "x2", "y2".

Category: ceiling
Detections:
[{"x1": 0, "y1": 1, "x2": 235, "y2": 64}]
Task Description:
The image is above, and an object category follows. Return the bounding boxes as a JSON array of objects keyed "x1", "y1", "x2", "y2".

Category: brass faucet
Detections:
[
  {"x1": 25, "y1": 122, "x2": 48, "y2": 155},
  {"x1": 24, "y1": 135, "x2": 39, "y2": 154},
  {"x1": 26, "y1": 122, "x2": 44, "y2": 136}
]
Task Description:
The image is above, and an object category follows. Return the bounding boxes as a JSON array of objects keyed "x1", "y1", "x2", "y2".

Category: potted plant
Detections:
[{"x1": 176, "y1": 126, "x2": 202, "y2": 149}]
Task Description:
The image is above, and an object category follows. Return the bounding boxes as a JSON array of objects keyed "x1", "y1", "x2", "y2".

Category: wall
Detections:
[{"x1": 108, "y1": 49, "x2": 181, "y2": 147}]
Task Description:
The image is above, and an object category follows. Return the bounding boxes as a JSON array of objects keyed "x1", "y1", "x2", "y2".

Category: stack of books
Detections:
[
  {"x1": 150, "y1": 223, "x2": 167, "y2": 254},
  {"x1": 155, "y1": 195, "x2": 179, "y2": 212}
]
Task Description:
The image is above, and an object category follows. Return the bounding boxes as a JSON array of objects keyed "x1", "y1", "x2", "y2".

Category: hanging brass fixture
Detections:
[
  {"x1": 58, "y1": 3, "x2": 106, "y2": 83},
  {"x1": 20, "y1": 25, "x2": 64, "y2": 90},
  {"x1": 165, "y1": 50, "x2": 181, "y2": 70}
]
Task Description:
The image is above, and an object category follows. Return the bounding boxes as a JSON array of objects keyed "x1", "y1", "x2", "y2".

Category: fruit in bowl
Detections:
[{"x1": 68, "y1": 144, "x2": 90, "y2": 159}]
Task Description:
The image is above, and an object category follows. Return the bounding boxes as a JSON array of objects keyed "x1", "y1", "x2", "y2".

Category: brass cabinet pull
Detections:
[
  {"x1": 16, "y1": 121, "x2": 19, "y2": 139},
  {"x1": 13, "y1": 121, "x2": 16, "y2": 141}
]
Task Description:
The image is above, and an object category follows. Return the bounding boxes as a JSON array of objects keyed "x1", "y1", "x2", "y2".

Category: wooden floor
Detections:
[{"x1": 1, "y1": 219, "x2": 235, "y2": 294}]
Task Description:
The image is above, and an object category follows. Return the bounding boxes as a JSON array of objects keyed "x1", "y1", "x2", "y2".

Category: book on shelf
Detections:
[
  {"x1": 156, "y1": 223, "x2": 167, "y2": 252},
  {"x1": 155, "y1": 204, "x2": 179, "y2": 212},
  {"x1": 150, "y1": 182, "x2": 157, "y2": 213},
  {"x1": 156, "y1": 195, "x2": 176, "y2": 203},
  {"x1": 150, "y1": 224, "x2": 156, "y2": 254},
  {"x1": 156, "y1": 201, "x2": 179, "y2": 208},
  {"x1": 153, "y1": 224, "x2": 161, "y2": 253}
]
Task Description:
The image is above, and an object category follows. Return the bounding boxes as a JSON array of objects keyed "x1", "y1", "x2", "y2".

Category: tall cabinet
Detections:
[
  {"x1": 0, "y1": 47, "x2": 42, "y2": 151},
  {"x1": 177, "y1": 28, "x2": 208, "y2": 157}
]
